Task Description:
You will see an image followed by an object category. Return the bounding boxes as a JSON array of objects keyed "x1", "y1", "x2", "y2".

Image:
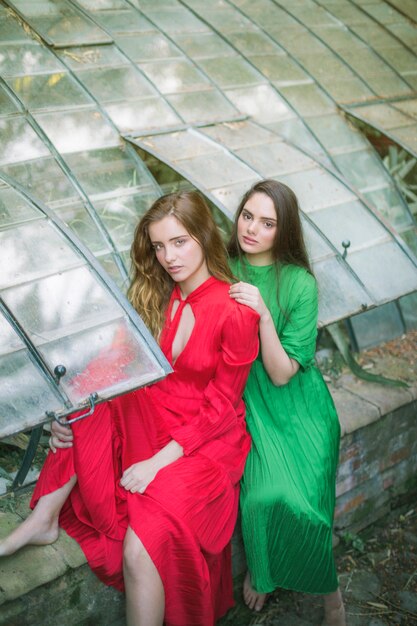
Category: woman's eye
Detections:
[
  {"x1": 264, "y1": 222, "x2": 274, "y2": 228},
  {"x1": 175, "y1": 239, "x2": 185, "y2": 246},
  {"x1": 153, "y1": 243, "x2": 163, "y2": 251},
  {"x1": 243, "y1": 213, "x2": 251, "y2": 220}
]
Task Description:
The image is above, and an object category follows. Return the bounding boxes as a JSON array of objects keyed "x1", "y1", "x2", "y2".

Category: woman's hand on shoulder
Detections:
[
  {"x1": 229, "y1": 281, "x2": 270, "y2": 321},
  {"x1": 49, "y1": 419, "x2": 73, "y2": 453},
  {"x1": 120, "y1": 458, "x2": 158, "y2": 494}
]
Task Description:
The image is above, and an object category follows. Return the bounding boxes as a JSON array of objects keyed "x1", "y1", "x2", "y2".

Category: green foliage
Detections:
[{"x1": 341, "y1": 531, "x2": 366, "y2": 553}]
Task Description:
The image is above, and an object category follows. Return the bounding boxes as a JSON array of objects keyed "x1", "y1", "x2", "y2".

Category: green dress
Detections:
[{"x1": 230, "y1": 258, "x2": 340, "y2": 595}]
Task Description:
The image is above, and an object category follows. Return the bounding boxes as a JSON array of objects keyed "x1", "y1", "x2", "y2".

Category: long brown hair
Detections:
[
  {"x1": 227, "y1": 179, "x2": 313, "y2": 274},
  {"x1": 128, "y1": 191, "x2": 234, "y2": 338}
]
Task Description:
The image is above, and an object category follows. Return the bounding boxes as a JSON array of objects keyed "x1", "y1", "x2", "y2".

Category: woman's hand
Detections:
[
  {"x1": 49, "y1": 420, "x2": 74, "y2": 453},
  {"x1": 120, "y1": 458, "x2": 159, "y2": 494},
  {"x1": 229, "y1": 282, "x2": 270, "y2": 321}
]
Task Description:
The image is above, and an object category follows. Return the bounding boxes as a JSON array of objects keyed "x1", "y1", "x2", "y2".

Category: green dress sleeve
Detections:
[{"x1": 279, "y1": 269, "x2": 318, "y2": 370}]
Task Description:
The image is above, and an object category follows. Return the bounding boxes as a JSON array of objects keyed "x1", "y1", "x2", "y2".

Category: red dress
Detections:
[{"x1": 32, "y1": 277, "x2": 259, "y2": 626}]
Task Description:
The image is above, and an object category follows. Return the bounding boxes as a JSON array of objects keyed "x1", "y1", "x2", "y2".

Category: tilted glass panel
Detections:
[
  {"x1": 0, "y1": 322, "x2": 64, "y2": 437},
  {"x1": 268, "y1": 118, "x2": 331, "y2": 164},
  {"x1": 249, "y1": 55, "x2": 311, "y2": 86},
  {"x1": 6, "y1": 72, "x2": 92, "y2": 112},
  {"x1": 227, "y1": 31, "x2": 286, "y2": 56},
  {"x1": 0, "y1": 116, "x2": 50, "y2": 166},
  {"x1": 333, "y1": 149, "x2": 396, "y2": 192},
  {"x1": 349, "y1": 303, "x2": 406, "y2": 351},
  {"x1": 226, "y1": 84, "x2": 296, "y2": 123},
  {"x1": 314, "y1": 256, "x2": 373, "y2": 325},
  {"x1": 175, "y1": 152, "x2": 256, "y2": 189},
  {"x1": 140, "y1": 130, "x2": 219, "y2": 161},
  {"x1": 347, "y1": 241, "x2": 417, "y2": 302},
  {"x1": 278, "y1": 169, "x2": 356, "y2": 212},
  {"x1": 7, "y1": 0, "x2": 112, "y2": 47},
  {"x1": 362, "y1": 186, "x2": 414, "y2": 231},
  {"x1": 201, "y1": 120, "x2": 279, "y2": 151},
  {"x1": 57, "y1": 44, "x2": 128, "y2": 70},
  {"x1": 0, "y1": 6, "x2": 28, "y2": 42},
  {"x1": 301, "y1": 217, "x2": 334, "y2": 263},
  {"x1": 278, "y1": 83, "x2": 336, "y2": 117},
  {"x1": 308, "y1": 201, "x2": 389, "y2": 255},
  {"x1": 211, "y1": 179, "x2": 261, "y2": 215},
  {"x1": 235, "y1": 141, "x2": 316, "y2": 177},
  {"x1": 40, "y1": 316, "x2": 163, "y2": 404},
  {"x1": 307, "y1": 114, "x2": 368, "y2": 154}
]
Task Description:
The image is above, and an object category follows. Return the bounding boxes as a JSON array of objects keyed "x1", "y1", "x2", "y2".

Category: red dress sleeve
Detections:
[{"x1": 169, "y1": 305, "x2": 259, "y2": 455}]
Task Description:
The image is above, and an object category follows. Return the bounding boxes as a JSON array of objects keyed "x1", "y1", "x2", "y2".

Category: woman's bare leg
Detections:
[
  {"x1": 243, "y1": 570, "x2": 269, "y2": 612},
  {"x1": 323, "y1": 587, "x2": 346, "y2": 626},
  {"x1": 123, "y1": 526, "x2": 165, "y2": 626},
  {"x1": 0, "y1": 475, "x2": 77, "y2": 556}
]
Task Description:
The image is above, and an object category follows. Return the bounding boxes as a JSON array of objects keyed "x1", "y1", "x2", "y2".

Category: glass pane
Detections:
[
  {"x1": 174, "y1": 32, "x2": 235, "y2": 59},
  {"x1": 235, "y1": 141, "x2": 316, "y2": 177},
  {"x1": 309, "y1": 201, "x2": 388, "y2": 254},
  {"x1": 6, "y1": 72, "x2": 91, "y2": 111},
  {"x1": 2, "y1": 266, "x2": 120, "y2": 341},
  {"x1": 177, "y1": 152, "x2": 256, "y2": 189},
  {"x1": 104, "y1": 98, "x2": 181, "y2": 132},
  {"x1": 350, "y1": 303, "x2": 405, "y2": 350},
  {"x1": 301, "y1": 217, "x2": 335, "y2": 263},
  {"x1": 279, "y1": 84, "x2": 336, "y2": 116},
  {"x1": 64, "y1": 147, "x2": 155, "y2": 197},
  {"x1": 0, "y1": 7, "x2": 27, "y2": 42},
  {"x1": 94, "y1": 190, "x2": 160, "y2": 249},
  {"x1": 34, "y1": 108, "x2": 120, "y2": 153},
  {"x1": 249, "y1": 55, "x2": 309, "y2": 85},
  {"x1": 0, "y1": 220, "x2": 81, "y2": 290},
  {"x1": 348, "y1": 241, "x2": 417, "y2": 302},
  {"x1": 139, "y1": 60, "x2": 211, "y2": 94},
  {"x1": 399, "y1": 291, "x2": 417, "y2": 331},
  {"x1": 0, "y1": 43, "x2": 62, "y2": 76},
  {"x1": 93, "y1": 8, "x2": 151, "y2": 34},
  {"x1": 54, "y1": 203, "x2": 112, "y2": 254},
  {"x1": 167, "y1": 90, "x2": 238, "y2": 125},
  {"x1": 333, "y1": 150, "x2": 393, "y2": 191},
  {"x1": 202, "y1": 120, "x2": 277, "y2": 151},
  {"x1": 363, "y1": 187, "x2": 413, "y2": 230},
  {"x1": 3, "y1": 157, "x2": 78, "y2": 208},
  {"x1": 314, "y1": 256, "x2": 373, "y2": 324},
  {"x1": 0, "y1": 116, "x2": 50, "y2": 166},
  {"x1": 278, "y1": 169, "x2": 356, "y2": 212},
  {"x1": 268, "y1": 118, "x2": 331, "y2": 164},
  {"x1": 116, "y1": 33, "x2": 182, "y2": 61},
  {"x1": 8, "y1": 0, "x2": 112, "y2": 47},
  {"x1": 226, "y1": 85, "x2": 296, "y2": 123},
  {"x1": 228, "y1": 31, "x2": 285, "y2": 56},
  {"x1": 199, "y1": 57, "x2": 264, "y2": 88},
  {"x1": 0, "y1": 84, "x2": 21, "y2": 116},
  {"x1": 0, "y1": 348, "x2": 63, "y2": 437},
  {"x1": 211, "y1": 178, "x2": 261, "y2": 214},
  {"x1": 308, "y1": 114, "x2": 367, "y2": 153},
  {"x1": 41, "y1": 317, "x2": 165, "y2": 403},
  {"x1": 139, "y1": 130, "x2": 218, "y2": 161},
  {"x1": 0, "y1": 186, "x2": 42, "y2": 228},
  {"x1": 76, "y1": 66, "x2": 157, "y2": 102},
  {"x1": 145, "y1": 7, "x2": 211, "y2": 33},
  {"x1": 57, "y1": 44, "x2": 127, "y2": 70}
]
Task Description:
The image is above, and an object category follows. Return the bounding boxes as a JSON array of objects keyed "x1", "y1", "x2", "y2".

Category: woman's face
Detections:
[
  {"x1": 149, "y1": 214, "x2": 210, "y2": 295},
  {"x1": 237, "y1": 192, "x2": 277, "y2": 265}
]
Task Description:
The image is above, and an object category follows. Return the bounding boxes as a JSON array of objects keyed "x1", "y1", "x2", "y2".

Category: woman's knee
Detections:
[{"x1": 123, "y1": 528, "x2": 149, "y2": 576}]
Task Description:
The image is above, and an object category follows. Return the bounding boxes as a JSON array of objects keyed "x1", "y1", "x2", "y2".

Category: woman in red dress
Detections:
[{"x1": 0, "y1": 192, "x2": 259, "y2": 626}]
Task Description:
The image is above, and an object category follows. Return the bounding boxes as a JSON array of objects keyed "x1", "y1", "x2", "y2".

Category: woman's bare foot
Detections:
[
  {"x1": 0, "y1": 511, "x2": 59, "y2": 557},
  {"x1": 243, "y1": 571, "x2": 270, "y2": 612},
  {"x1": 323, "y1": 588, "x2": 346, "y2": 626}
]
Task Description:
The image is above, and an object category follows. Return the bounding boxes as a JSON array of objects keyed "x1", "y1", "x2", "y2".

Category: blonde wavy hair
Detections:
[{"x1": 128, "y1": 191, "x2": 234, "y2": 339}]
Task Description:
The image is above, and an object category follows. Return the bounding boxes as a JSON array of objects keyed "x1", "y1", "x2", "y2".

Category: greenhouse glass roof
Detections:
[{"x1": 1, "y1": 0, "x2": 417, "y2": 435}]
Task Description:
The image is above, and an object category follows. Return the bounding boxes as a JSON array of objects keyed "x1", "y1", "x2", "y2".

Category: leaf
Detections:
[{"x1": 367, "y1": 601, "x2": 389, "y2": 610}]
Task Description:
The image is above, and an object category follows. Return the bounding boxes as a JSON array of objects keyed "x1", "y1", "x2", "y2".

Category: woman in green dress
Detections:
[{"x1": 228, "y1": 180, "x2": 346, "y2": 626}]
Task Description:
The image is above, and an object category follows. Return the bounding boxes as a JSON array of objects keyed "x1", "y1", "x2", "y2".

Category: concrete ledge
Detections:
[{"x1": 0, "y1": 364, "x2": 416, "y2": 625}]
